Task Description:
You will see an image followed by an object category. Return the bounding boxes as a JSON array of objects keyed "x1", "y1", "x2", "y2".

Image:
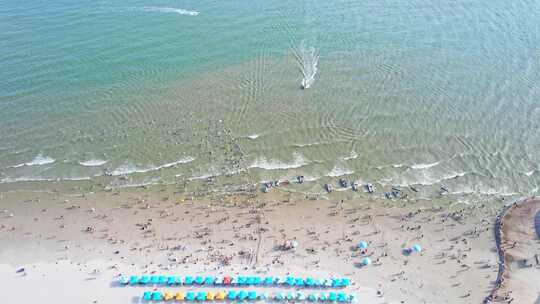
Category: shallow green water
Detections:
[{"x1": 1, "y1": 0, "x2": 539, "y2": 200}]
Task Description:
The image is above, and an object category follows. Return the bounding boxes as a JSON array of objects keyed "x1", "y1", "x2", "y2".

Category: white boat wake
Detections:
[{"x1": 292, "y1": 41, "x2": 319, "y2": 89}]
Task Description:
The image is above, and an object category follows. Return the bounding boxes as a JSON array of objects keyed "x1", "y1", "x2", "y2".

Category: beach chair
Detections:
[
  {"x1": 264, "y1": 276, "x2": 274, "y2": 285},
  {"x1": 195, "y1": 276, "x2": 204, "y2": 285},
  {"x1": 274, "y1": 292, "x2": 285, "y2": 301},
  {"x1": 340, "y1": 278, "x2": 350, "y2": 287},
  {"x1": 287, "y1": 292, "x2": 296, "y2": 301},
  {"x1": 150, "y1": 276, "x2": 159, "y2": 285},
  {"x1": 167, "y1": 276, "x2": 176, "y2": 285},
  {"x1": 214, "y1": 276, "x2": 223, "y2": 285},
  {"x1": 331, "y1": 278, "x2": 341, "y2": 288},
  {"x1": 196, "y1": 291, "x2": 207, "y2": 301},
  {"x1": 142, "y1": 291, "x2": 152, "y2": 301},
  {"x1": 297, "y1": 292, "x2": 306, "y2": 301},
  {"x1": 207, "y1": 291, "x2": 215, "y2": 300},
  {"x1": 295, "y1": 277, "x2": 305, "y2": 287},
  {"x1": 329, "y1": 292, "x2": 337, "y2": 302},
  {"x1": 216, "y1": 291, "x2": 226, "y2": 301},
  {"x1": 204, "y1": 276, "x2": 215, "y2": 285},
  {"x1": 227, "y1": 291, "x2": 237, "y2": 301},
  {"x1": 140, "y1": 275, "x2": 150, "y2": 285},
  {"x1": 152, "y1": 292, "x2": 163, "y2": 301},
  {"x1": 129, "y1": 276, "x2": 139, "y2": 285},
  {"x1": 305, "y1": 277, "x2": 314, "y2": 287},
  {"x1": 286, "y1": 276, "x2": 295, "y2": 286},
  {"x1": 164, "y1": 292, "x2": 174, "y2": 301},
  {"x1": 223, "y1": 276, "x2": 231, "y2": 285},
  {"x1": 159, "y1": 275, "x2": 167, "y2": 285},
  {"x1": 337, "y1": 293, "x2": 347, "y2": 302},
  {"x1": 119, "y1": 276, "x2": 129, "y2": 285},
  {"x1": 308, "y1": 293, "x2": 319, "y2": 302},
  {"x1": 238, "y1": 290, "x2": 248, "y2": 301},
  {"x1": 184, "y1": 276, "x2": 194, "y2": 285},
  {"x1": 248, "y1": 291, "x2": 257, "y2": 301},
  {"x1": 175, "y1": 292, "x2": 185, "y2": 301},
  {"x1": 186, "y1": 291, "x2": 196, "y2": 301}
]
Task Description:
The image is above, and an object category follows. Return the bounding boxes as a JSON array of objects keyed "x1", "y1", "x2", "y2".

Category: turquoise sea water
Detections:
[{"x1": 1, "y1": 0, "x2": 539, "y2": 200}]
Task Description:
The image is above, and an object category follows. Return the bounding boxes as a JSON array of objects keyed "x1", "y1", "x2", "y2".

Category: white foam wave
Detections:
[
  {"x1": 343, "y1": 151, "x2": 358, "y2": 161},
  {"x1": 11, "y1": 154, "x2": 55, "y2": 168},
  {"x1": 247, "y1": 134, "x2": 259, "y2": 139},
  {"x1": 111, "y1": 157, "x2": 195, "y2": 176},
  {"x1": 326, "y1": 164, "x2": 354, "y2": 177},
  {"x1": 79, "y1": 159, "x2": 107, "y2": 167},
  {"x1": 137, "y1": 6, "x2": 199, "y2": 16},
  {"x1": 410, "y1": 161, "x2": 441, "y2": 170},
  {"x1": 524, "y1": 170, "x2": 536, "y2": 177},
  {"x1": 249, "y1": 153, "x2": 309, "y2": 170},
  {"x1": 0, "y1": 176, "x2": 91, "y2": 184}
]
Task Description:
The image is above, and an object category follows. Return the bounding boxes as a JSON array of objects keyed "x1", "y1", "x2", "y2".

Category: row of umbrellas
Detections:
[
  {"x1": 142, "y1": 290, "x2": 358, "y2": 302},
  {"x1": 121, "y1": 276, "x2": 351, "y2": 288}
]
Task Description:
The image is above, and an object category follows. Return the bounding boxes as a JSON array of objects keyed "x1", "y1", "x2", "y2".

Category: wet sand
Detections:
[{"x1": 0, "y1": 187, "x2": 536, "y2": 303}]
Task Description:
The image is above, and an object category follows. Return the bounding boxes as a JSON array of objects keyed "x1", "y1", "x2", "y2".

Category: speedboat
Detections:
[
  {"x1": 325, "y1": 183, "x2": 334, "y2": 193},
  {"x1": 339, "y1": 178, "x2": 348, "y2": 188},
  {"x1": 297, "y1": 175, "x2": 305, "y2": 184},
  {"x1": 365, "y1": 183, "x2": 374, "y2": 193}
]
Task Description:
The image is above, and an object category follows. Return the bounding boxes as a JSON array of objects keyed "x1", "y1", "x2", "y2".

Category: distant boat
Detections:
[
  {"x1": 384, "y1": 192, "x2": 392, "y2": 199},
  {"x1": 325, "y1": 183, "x2": 334, "y2": 193},
  {"x1": 352, "y1": 181, "x2": 359, "y2": 191},
  {"x1": 297, "y1": 176, "x2": 305, "y2": 184}
]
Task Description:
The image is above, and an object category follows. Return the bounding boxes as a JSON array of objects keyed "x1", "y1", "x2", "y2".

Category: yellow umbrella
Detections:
[
  {"x1": 175, "y1": 292, "x2": 185, "y2": 301},
  {"x1": 207, "y1": 291, "x2": 215, "y2": 300},
  {"x1": 215, "y1": 291, "x2": 226, "y2": 300},
  {"x1": 164, "y1": 292, "x2": 174, "y2": 301}
]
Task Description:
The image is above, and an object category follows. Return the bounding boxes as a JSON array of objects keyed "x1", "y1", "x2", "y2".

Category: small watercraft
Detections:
[
  {"x1": 297, "y1": 176, "x2": 305, "y2": 184},
  {"x1": 384, "y1": 192, "x2": 392, "y2": 199},
  {"x1": 352, "y1": 181, "x2": 359, "y2": 191},
  {"x1": 365, "y1": 183, "x2": 374, "y2": 193},
  {"x1": 410, "y1": 186, "x2": 418, "y2": 192},
  {"x1": 325, "y1": 183, "x2": 334, "y2": 193},
  {"x1": 339, "y1": 178, "x2": 349, "y2": 188},
  {"x1": 440, "y1": 185, "x2": 449, "y2": 195}
]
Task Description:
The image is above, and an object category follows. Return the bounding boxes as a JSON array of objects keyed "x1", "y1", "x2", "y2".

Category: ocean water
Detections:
[{"x1": 1, "y1": 0, "x2": 539, "y2": 200}]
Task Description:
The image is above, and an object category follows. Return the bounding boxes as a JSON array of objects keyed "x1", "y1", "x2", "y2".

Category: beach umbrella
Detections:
[
  {"x1": 264, "y1": 276, "x2": 274, "y2": 285},
  {"x1": 227, "y1": 291, "x2": 237, "y2": 301},
  {"x1": 362, "y1": 257, "x2": 372, "y2": 266},
  {"x1": 152, "y1": 292, "x2": 163, "y2": 301},
  {"x1": 305, "y1": 277, "x2": 314, "y2": 287},
  {"x1": 205, "y1": 276, "x2": 215, "y2": 285},
  {"x1": 274, "y1": 292, "x2": 285, "y2": 301},
  {"x1": 142, "y1": 291, "x2": 152, "y2": 301},
  {"x1": 348, "y1": 294, "x2": 357, "y2": 303},
  {"x1": 214, "y1": 276, "x2": 223, "y2": 285},
  {"x1": 313, "y1": 278, "x2": 322, "y2": 287},
  {"x1": 195, "y1": 276, "x2": 204, "y2": 285},
  {"x1": 308, "y1": 293, "x2": 319, "y2": 302},
  {"x1": 140, "y1": 276, "x2": 150, "y2": 285},
  {"x1": 260, "y1": 292, "x2": 269, "y2": 300},
  {"x1": 286, "y1": 276, "x2": 295, "y2": 286},
  {"x1": 238, "y1": 290, "x2": 248, "y2": 301},
  {"x1": 295, "y1": 277, "x2": 305, "y2": 287},
  {"x1": 331, "y1": 278, "x2": 341, "y2": 288},
  {"x1": 248, "y1": 291, "x2": 257, "y2": 301},
  {"x1": 119, "y1": 276, "x2": 129, "y2": 285},
  {"x1": 184, "y1": 276, "x2": 194, "y2": 285},
  {"x1": 337, "y1": 293, "x2": 347, "y2": 302},
  {"x1": 319, "y1": 293, "x2": 328, "y2": 301},
  {"x1": 197, "y1": 292, "x2": 207, "y2": 301},
  {"x1": 164, "y1": 292, "x2": 174, "y2": 301},
  {"x1": 412, "y1": 244, "x2": 422, "y2": 253},
  {"x1": 329, "y1": 292, "x2": 337, "y2": 302},
  {"x1": 150, "y1": 276, "x2": 159, "y2": 285},
  {"x1": 246, "y1": 276, "x2": 255, "y2": 285},
  {"x1": 223, "y1": 276, "x2": 231, "y2": 285},
  {"x1": 129, "y1": 276, "x2": 139, "y2": 285},
  {"x1": 158, "y1": 275, "x2": 167, "y2": 285},
  {"x1": 216, "y1": 291, "x2": 226, "y2": 301},
  {"x1": 175, "y1": 276, "x2": 183, "y2": 285},
  {"x1": 358, "y1": 241, "x2": 368, "y2": 250},
  {"x1": 237, "y1": 276, "x2": 247, "y2": 285},
  {"x1": 287, "y1": 292, "x2": 296, "y2": 301},
  {"x1": 340, "y1": 278, "x2": 350, "y2": 287},
  {"x1": 323, "y1": 278, "x2": 332, "y2": 287},
  {"x1": 186, "y1": 291, "x2": 196, "y2": 301},
  {"x1": 167, "y1": 276, "x2": 176, "y2": 285},
  {"x1": 276, "y1": 277, "x2": 286, "y2": 285},
  {"x1": 297, "y1": 292, "x2": 306, "y2": 301},
  {"x1": 253, "y1": 276, "x2": 262, "y2": 285},
  {"x1": 231, "y1": 277, "x2": 238, "y2": 285},
  {"x1": 207, "y1": 292, "x2": 215, "y2": 300},
  {"x1": 175, "y1": 292, "x2": 185, "y2": 301}
]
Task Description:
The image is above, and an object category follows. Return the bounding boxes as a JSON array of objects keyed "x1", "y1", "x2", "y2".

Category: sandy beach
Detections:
[{"x1": 1, "y1": 186, "x2": 536, "y2": 303}]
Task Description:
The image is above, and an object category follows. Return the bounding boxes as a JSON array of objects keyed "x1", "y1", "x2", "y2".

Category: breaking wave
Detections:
[
  {"x1": 79, "y1": 159, "x2": 107, "y2": 167},
  {"x1": 326, "y1": 164, "x2": 354, "y2": 177},
  {"x1": 410, "y1": 161, "x2": 441, "y2": 170},
  {"x1": 249, "y1": 153, "x2": 308, "y2": 170},
  {"x1": 135, "y1": 6, "x2": 199, "y2": 16},
  {"x1": 110, "y1": 157, "x2": 195, "y2": 176},
  {"x1": 11, "y1": 154, "x2": 55, "y2": 168}
]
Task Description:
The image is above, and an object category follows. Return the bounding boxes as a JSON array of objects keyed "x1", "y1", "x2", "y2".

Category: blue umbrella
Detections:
[
  {"x1": 274, "y1": 292, "x2": 285, "y2": 301},
  {"x1": 276, "y1": 277, "x2": 286, "y2": 285},
  {"x1": 287, "y1": 292, "x2": 296, "y2": 301},
  {"x1": 150, "y1": 276, "x2": 159, "y2": 284},
  {"x1": 152, "y1": 292, "x2": 163, "y2": 301},
  {"x1": 214, "y1": 276, "x2": 223, "y2": 285},
  {"x1": 286, "y1": 276, "x2": 295, "y2": 286},
  {"x1": 118, "y1": 276, "x2": 129, "y2": 285},
  {"x1": 140, "y1": 276, "x2": 150, "y2": 285},
  {"x1": 196, "y1": 292, "x2": 207, "y2": 301},
  {"x1": 297, "y1": 292, "x2": 306, "y2": 301},
  {"x1": 337, "y1": 293, "x2": 347, "y2": 302},
  {"x1": 184, "y1": 276, "x2": 194, "y2": 285},
  {"x1": 204, "y1": 276, "x2": 214, "y2": 285},
  {"x1": 323, "y1": 278, "x2": 332, "y2": 287},
  {"x1": 253, "y1": 276, "x2": 262, "y2": 285},
  {"x1": 238, "y1": 291, "x2": 248, "y2": 301},
  {"x1": 329, "y1": 292, "x2": 337, "y2": 302},
  {"x1": 246, "y1": 277, "x2": 255, "y2": 285},
  {"x1": 175, "y1": 276, "x2": 183, "y2": 285},
  {"x1": 264, "y1": 277, "x2": 274, "y2": 285},
  {"x1": 186, "y1": 291, "x2": 196, "y2": 301},
  {"x1": 238, "y1": 276, "x2": 247, "y2": 285},
  {"x1": 248, "y1": 291, "x2": 257, "y2": 301},
  {"x1": 412, "y1": 244, "x2": 422, "y2": 253},
  {"x1": 313, "y1": 279, "x2": 322, "y2": 287},
  {"x1": 308, "y1": 293, "x2": 319, "y2": 302},
  {"x1": 358, "y1": 241, "x2": 368, "y2": 249},
  {"x1": 295, "y1": 277, "x2": 305, "y2": 287},
  {"x1": 305, "y1": 277, "x2": 314, "y2": 287},
  {"x1": 362, "y1": 257, "x2": 372, "y2": 266},
  {"x1": 227, "y1": 291, "x2": 237, "y2": 301},
  {"x1": 142, "y1": 291, "x2": 152, "y2": 301},
  {"x1": 260, "y1": 292, "x2": 269, "y2": 301},
  {"x1": 348, "y1": 294, "x2": 357, "y2": 303},
  {"x1": 340, "y1": 278, "x2": 350, "y2": 287},
  {"x1": 158, "y1": 276, "x2": 167, "y2": 285},
  {"x1": 332, "y1": 278, "x2": 341, "y2": 288},
  {"x1": 319, "y1": 293, "x2": 328, "y2": 301},
  {"x1": 194, "y1": 276, "x2": 204, "y2": 285},
  {"x1": 129, "y1": 276, "x2": 139, "y2": 285}
]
